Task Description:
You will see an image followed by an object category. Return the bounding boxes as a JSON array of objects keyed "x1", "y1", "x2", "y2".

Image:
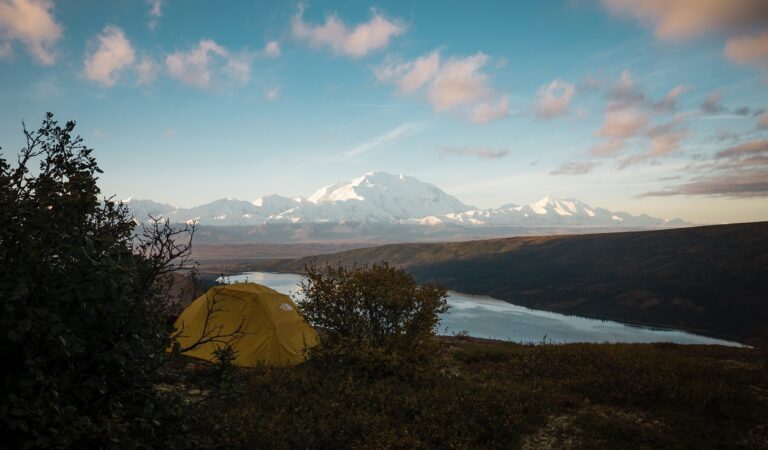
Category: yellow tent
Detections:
[{"x1": 172, "y1": 283, "x2": 318, "y2": 367}]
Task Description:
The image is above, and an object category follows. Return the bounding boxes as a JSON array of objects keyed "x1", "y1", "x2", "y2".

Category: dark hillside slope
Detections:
[{"x1": 265, "y1": 222, "x2": 768, "y2": 343}]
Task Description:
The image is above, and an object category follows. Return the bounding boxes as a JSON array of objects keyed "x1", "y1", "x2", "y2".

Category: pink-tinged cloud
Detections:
[
  {"x1": 588, "y1": 139, "x2": 624, "y2": 157},
  {"x1": 759, "y1": 113, "x2": 768, "y2": 129},
  {"x1": 165, "y1": 39, "x2": 251, "y2": 89},
  {"x1": 550, "y1": 161, "x2": 596, "y2": 175},
  {"x1": 597, "y1": 107, "x2": 648, "y2": 138},
  {"x1": 716, "y1": 139, "x2": 768, "y2": 158},
  {"x1": 263, "y1": 41, "x2": 281, "y2": 58},
  {"x1": 291, "y1": 6, "x2": 404, "y2": 58},
  {"x1": 533, "y1": 79, "x2": 576, "y2": 119},
  {"x1": 428, "y1": 53, "x2": 492, "y2": 111},
  {"x1": 135, "y1": 56, "x2": 159, "y2": 85},
  {"x1": 0, "y1": 41, "x2": 11, "y2": 59},
  {"x1": 654, "y1": 84, "x2": 687, "y2": 112},
  {"x1": 471, "y1": 97, "x2": 509, "y2": 124},
  {"x1": 0, "y1": 0, "x2": 62, "y2": 65},
  {"x1": 83, "y1": 26, "x2": 135, "y2": 87},
  {"x1": 377, "y1": 50, "x2": 507, "y2": 123},
  {"x1": 376, "y1": 51, "x2": 440, "y2": 94},
  {"x1": 439, "y1": 146, "x2": 509, "y2": 159},
  {"x1": 608, "y1": 69, "x2": 645, "y2": 107},
  {"x1": 700, "y1": 91, "x2": 725, "y2": 113},
  {"x1": 601, "y1": 0, "x2": 768, "y2": 41},
  {"x1": 726, "y1": 31, "x2": 768, "y2": 66}
]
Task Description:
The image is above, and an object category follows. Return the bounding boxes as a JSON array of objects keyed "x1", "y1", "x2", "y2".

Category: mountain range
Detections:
[{"x1": 124, "y1": 171, "x2": 689, "y2": 242}]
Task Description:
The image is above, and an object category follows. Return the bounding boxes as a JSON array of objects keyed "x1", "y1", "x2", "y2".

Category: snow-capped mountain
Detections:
[
  {"x1": 123, "y1": 171, "x2": 688, "y2": 232},
  {"x1": 270, "y1": 171, "x2": 473, "y2": 223}
]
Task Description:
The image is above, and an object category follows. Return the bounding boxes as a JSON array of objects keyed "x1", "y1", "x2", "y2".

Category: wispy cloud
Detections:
[
  {"x1": 165, "y1": 39, "x2": 251, "y2": 89},
  {"x1": 600, "y1": 0, "x2": 768, "y2": 73},
  {"x1": 83, "y1": 26, "x2": 136, "y2": 86},
  {"x1": 700, "y1": 91, "x2": 726, "y2": 113},
  {"x1": 642, "y1": 139, "x2": 768, "y2": 197},
  {"x1": 291, "y1": 5, "x2": 405, "y2": 58},
  {"x1": 263, "y1": 40, "x2": 281, "y2": 58},
  {"x1": 438, "y1": 146, "x2": 509, "y2": 159},
  {"x1": 550, "y1": 161, "x2": 596, "y2": 175},
  {"x1": 376, "y1": 50, "x2": 509, "y2": 123},
  {"x1": 345, "y1": 123, "x2": 420, "y2": 157},
  {"x1": 533, "y1": 79, "x2": 576, "y2": 119},
  {"x1": 0, "y1": 0, "x2": 62, "y2": 65},
  {"x1": 147, "y1": 0, "x2": 163, "y2": 29},
  {"x1": 135, "y1": 56, "x2": 159, "y2": 85},
  {"x1": 265, "y1": 87, "x2": 279, "y2": 101}
]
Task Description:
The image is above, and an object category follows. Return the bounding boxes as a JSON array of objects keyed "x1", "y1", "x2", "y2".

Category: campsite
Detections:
[{"x1": 3, "y1": 0, "x2": 768, "y2": 448}]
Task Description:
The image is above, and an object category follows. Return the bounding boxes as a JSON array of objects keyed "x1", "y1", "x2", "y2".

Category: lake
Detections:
[{"x1": 226, "y1": 271, "x2": 742, "y2": 346}]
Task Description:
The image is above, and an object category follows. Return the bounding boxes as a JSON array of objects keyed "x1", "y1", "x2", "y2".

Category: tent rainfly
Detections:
[{"x1": 172, "y1": 283, "x2": 318, "y2": 367}]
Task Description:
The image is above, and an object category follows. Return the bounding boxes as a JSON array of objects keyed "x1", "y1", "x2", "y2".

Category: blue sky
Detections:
[{"x1": 1, "y1": 0, "x2": 767, "y2": 223}]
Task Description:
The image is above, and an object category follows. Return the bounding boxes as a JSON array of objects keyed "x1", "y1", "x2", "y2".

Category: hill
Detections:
[
  {"x1": 180, "y1": 337, "x2": 768, "y2": 449},
  {"x1": 259, "y1": 222, "x2": 768, "y2": 344}
]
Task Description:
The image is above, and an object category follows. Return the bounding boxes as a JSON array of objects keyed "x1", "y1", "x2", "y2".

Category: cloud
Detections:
[
  {"x1": 643, "y1": 138, "x2": 768, "y2": 197},
  {"x1": 165, "y1": 39, "x2": 251, "y2": 89},
  {"x1": 700, "y1": 91, "x2": 726, "y2": 113},
  {"x1": 0, "y1": 41, "x2": 11, "y2": 59},
  {"x1": 587, "y1": 71, "x2": 694, "y2": 167},
  {"x1": 147, "y1": 0, "x2": 163, "y2": 29},
  {"x1": 716, "y1": 139, "x2": 768, "y2": 158},
  {"x1": 377, "y1": 50, "x2": 508, "y2": 123},
  {"x1": 135, "y1": 56, "x2": 159, "y2": 85},
  {"x1": 376, "y1": 50, "x2": 440, "y2": 94},
  {"x1": 470, "y1": 97, "x2": 509, "y2": 123},
  {"x1": 533, "y1": 79, "x2": 576, "y2": 119},
  {"x1": 438, "y1": 146, "x2": 509, "y2": 159},
  {"x1": 588, "y1": 139, "x2": 624, "y2": 157},
  {"x1": 600, "y1": 0, "x2": 768, "y2": 41},
  {"x1": 734, "y1": 106, "x2": 752, "y2": 116},
  {"x1": 642, "y1": 172, "x2": 768, "y2": 197},
  {"x1": 345, "y1": 123, "x2": 419, "y2": 157},
  {"x1": 726, "y1": 31, "x2": 768, "y2": 67},
  {"x1": 653, "y1": 84, "x2": 686, "y2": 112},
  {"x1": 83, "y1": 26, "x2": 136, "y2": 87},
  {"x1": 618, "y1": 131, "x2": 685, "y2": 168},
  {"x1": 428, "y1": 53, "x2": 493, "y2": 111},
  {"x1": 265, "y1": 87, "x2": 279, "y2": 101},
  {"x1": 263, "y1": 40, "x2": 281, "y2": 57},
  {"x1": 550, "y1": 161, "x2": 596, "y2": 175},
  {"x1": 0, "y1": 0, "x2": 62, "y2": 65},
  {"x1": 608, "y1": 69, "x2": 645, "y2": 107},
  {"x1": 597, "y1": 106, "x2": 648, "y2": 138},
  {"x1": 291, "y1": 5, "x2": 404, "y2": 58},
  {"x1": 759, "y1": 112, "x2": 768, "y2": 129},
  {"x1": 601, "y1": 0, "x2": 768, "y2": 73}
]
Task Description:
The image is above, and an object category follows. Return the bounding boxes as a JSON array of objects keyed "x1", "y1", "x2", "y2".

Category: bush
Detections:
[
  {"x1": 297, "y1": 263, "x2": 448, "y2": 372},
  {"x1": 0, "y1": 114, "x2": 204, "y2": 448}
]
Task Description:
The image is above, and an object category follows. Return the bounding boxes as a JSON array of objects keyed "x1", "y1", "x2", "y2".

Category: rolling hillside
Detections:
[{"x1": 261, "y1": 222, "x2": 768, "y2": 344}]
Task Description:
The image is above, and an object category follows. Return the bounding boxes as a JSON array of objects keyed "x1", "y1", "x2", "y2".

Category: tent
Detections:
[{"x1": 172, "y1": 283, "x2": 318, "y2": 367}]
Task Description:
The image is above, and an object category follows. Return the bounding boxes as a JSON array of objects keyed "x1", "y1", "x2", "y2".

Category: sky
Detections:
[{"x1": 1, "y1": 0, "x2": 768, "y2": 224}]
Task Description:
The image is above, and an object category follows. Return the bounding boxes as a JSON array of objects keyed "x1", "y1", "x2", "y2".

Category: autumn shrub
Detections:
[{"x1": 297, "y1": 262, "x2": 449, "y2": 374}]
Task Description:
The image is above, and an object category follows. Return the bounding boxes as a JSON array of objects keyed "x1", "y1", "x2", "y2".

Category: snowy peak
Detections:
[
  {"x1": 297, "y1": 171, "x2": 473, "y2": 222},
  {"x1": 525, "y1": 197, "x2": 595, "y2": 217},
  {"x1": 252, "y1": 194, "x2": 300, "y2": 215}
]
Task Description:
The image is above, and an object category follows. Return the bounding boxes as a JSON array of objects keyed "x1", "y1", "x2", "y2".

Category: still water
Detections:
[{"x1": 226, "y1": 271, "x2": 741, "y2": 346}]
